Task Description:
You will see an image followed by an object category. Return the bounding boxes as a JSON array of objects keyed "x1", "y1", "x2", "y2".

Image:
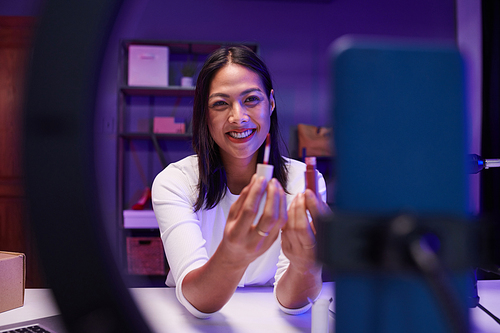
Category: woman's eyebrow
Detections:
[
  {"x1": 208, "y1": 88, "x2": 263, "y2": 100},
  {"x1": 240, "y1": 88, "x2": 263, "y2": 96},
  {"x1": 208, "y1": 92, "x2": 230, "y2": 99}
]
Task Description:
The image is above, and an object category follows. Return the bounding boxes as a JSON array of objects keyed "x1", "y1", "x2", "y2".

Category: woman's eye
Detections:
[
  {"x1": 211, "y1": 101, "x2": 227, "y2": 108},
  {"x1": 245, "y1": 96, "x2": 260, "y2": 104}
]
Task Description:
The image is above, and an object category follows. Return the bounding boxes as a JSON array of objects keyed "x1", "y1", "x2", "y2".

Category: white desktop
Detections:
[{"x1": 1, "y1": 281, "x2": 499, "y2": 332}]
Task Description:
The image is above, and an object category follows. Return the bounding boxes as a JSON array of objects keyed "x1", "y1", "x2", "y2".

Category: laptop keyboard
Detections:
[{"x1": 1, "y1": 324, "x2": 53, "y2": 333}]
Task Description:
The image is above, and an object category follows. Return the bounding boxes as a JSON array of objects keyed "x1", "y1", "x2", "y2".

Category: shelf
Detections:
[
  {"x1": 121, "y1": 85, "x2": 195, "y2": 97},
  {"x1": 123, "y1": 210, "x2": 158, "y2": 229},
  {"x1": 119, "y1": 132, "x2": 192, "y2": 140},
  {"x1": 122, "y1": 40, "x2": 258, "y2": 55},
  {"x1": 117, "y1": 39, "x2": 260, "y2": 277}
]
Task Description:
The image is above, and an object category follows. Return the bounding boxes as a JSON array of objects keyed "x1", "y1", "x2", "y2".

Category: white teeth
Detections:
[{"x1": 229, "y1": 129, "x2": 253, "y2": 139}]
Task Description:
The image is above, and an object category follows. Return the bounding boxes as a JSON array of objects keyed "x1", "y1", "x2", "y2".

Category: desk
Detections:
[
  {"x1": 470, "y1": 280, "x2": 500, "y2": 332},
  {"x1": 0, "y1": 288, "x2": 60, "y2": 325},
  {"x1": 0, "y1": 281, "x2": 499, "y2": 332},
  {"x1": 130, "y1": 283, "x2": 335, "y2": 333}
]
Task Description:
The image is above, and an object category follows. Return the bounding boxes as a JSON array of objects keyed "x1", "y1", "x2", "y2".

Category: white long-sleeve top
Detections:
[{"x1": 152, "y1": 155, "x2": 326, "y2": 318}]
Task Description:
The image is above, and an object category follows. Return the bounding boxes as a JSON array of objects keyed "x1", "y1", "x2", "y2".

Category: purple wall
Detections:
[
  {"x1": 0, "y1": 0, "x2": 42, "y2": 16},
  {"x1": 92, "y1": 0, "x2": 457, "y2": 250},
  {"x1": 0, "y1": 0, "x2": 458, "y2": 250},
  {"x1": 121, "y1": 0, "x2": 456, "y2": 131}
]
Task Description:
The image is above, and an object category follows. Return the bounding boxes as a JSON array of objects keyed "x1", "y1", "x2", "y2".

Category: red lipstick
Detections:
[
  {"x1": 305, "y1": 156, "x2": 318, "y2": 196},
  {"x1": 263, "y1": 133, "x2": 271, "y2": 164}
]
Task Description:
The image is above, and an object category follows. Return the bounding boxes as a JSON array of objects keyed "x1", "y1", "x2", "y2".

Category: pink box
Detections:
[
  {"x1": 128, "y1": 45, "x2": 169, "y2": 87},
  {"x1": 153, "y1": 117, "x2": 185, "y2": 134}
]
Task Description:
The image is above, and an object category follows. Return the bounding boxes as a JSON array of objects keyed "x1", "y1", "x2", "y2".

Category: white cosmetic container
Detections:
[
  {"x1": 253, "y1": 163, "x2": 274, "y2": 225},
  {"x1": 311, "y1": 298, "x2": 331, "y2": 333}
]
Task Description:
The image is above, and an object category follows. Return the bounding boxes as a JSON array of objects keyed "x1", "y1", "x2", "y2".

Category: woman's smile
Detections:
[{"x1": 227, "y1": 129, "x2": 256, "y2": 141}]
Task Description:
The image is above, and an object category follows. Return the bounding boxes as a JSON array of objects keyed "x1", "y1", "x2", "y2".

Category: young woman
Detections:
[{"x1": 152, "y1": 45, "x2": 329, "y2": 318}]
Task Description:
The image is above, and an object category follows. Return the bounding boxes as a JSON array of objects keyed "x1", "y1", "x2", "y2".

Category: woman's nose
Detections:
[{"x1": 228, "y1": 103, "x2": 249, "y2": 124}]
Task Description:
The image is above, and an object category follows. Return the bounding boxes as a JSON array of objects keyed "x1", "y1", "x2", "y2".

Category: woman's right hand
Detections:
[
  {"x1": 182, "y1": 174, "x2": 287, "y2": 314},
  {"x1": 220, "y1": 174, "x2": 288, "y2": 267}
]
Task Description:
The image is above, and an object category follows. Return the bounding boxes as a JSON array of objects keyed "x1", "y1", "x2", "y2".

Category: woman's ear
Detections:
[{"x1": 269, "y1": 89, "x2": 276, "y2": 114}]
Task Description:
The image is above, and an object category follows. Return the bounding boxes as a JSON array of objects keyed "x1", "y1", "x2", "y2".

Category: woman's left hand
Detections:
[
  {"x1": 281, "y1": 189, "x2": 329, "y2": 272},
  {"x1": 276, "y1": 189, "x2": 331, "y2": 309}
]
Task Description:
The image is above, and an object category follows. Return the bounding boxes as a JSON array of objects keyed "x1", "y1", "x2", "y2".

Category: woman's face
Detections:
[{"x1": 207, "y1": 63, "x2": 275, "y2": 165}]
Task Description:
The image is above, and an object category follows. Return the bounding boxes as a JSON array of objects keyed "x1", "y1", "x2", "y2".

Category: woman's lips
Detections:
[{"x1": 226, "y1": 129, "x2": 256, "y2": 143}]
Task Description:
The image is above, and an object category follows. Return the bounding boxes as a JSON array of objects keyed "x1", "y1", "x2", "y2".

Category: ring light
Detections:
[{"x1": 23, "y1": 0, "x2": 152, "y2": 331}]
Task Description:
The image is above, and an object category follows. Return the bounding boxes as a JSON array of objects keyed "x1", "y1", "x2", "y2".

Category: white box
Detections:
[
  {"x1": 123, "y1": 210, "x2": 159, "y2": 229},
  {"x1": 128, "y1": 45, "x2": 169, "y2": 87}
]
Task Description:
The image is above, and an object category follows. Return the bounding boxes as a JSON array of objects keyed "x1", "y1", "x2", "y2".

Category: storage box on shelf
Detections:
[
  {"x1": 126, "y1": 237, "x2": 166, "y2": 275},
  {"x1": 127, "y1": 45, "x2": 169, "y2": 87}
]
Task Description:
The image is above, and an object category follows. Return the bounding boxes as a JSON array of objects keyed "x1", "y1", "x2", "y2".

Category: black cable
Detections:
[
  {"x1": 410, "y1": 228, "x2": 500, "y2": 331},
  {"x1": 409, "y1": 237, "x2": 469, "y2": 333},
  {"x1": 475, "y1": 265, "x2": 500, "y2": 327},
  {"x1": 477, "y1": 303, "x2": 500, "y2": 326}
]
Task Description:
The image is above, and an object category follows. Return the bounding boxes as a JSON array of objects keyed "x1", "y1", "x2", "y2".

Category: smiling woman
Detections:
[
  {"x1": 192, "y1": 46, "x2": 287, "y2": 211},
  {"x1": 207, "y1": 63, "x2": 275, "y2": 189},
  {"x1": 151, "y1": 45, "x2": 331, "y2": 318}
]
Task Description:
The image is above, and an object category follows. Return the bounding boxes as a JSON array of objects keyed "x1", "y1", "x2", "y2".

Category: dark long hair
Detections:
[{"x1": 192, "y1": 45, "x2": 288, "y2": 211}]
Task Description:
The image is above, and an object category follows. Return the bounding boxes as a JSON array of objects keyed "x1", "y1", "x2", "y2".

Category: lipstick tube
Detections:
[{"x1": 305, "y1": 156, "x2": 318, "y2": 196}]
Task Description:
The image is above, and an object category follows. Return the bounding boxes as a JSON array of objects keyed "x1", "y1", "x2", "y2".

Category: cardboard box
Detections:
[
  {"x1": 128, "y1": 45, "x2": 169, "y2": 87},
  {"x1": 153, "y1": 117, "x2": 185, "y2": 134},
  {"x1": 126, "y1": 237, "x2": 166, "y2": 275},
  {"x1": 0, "y1": 252, "x2": 25, "y2": 313}
]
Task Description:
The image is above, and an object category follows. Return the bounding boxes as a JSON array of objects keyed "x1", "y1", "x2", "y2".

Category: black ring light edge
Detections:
[{"x1": 23, "y1": 0, "x2": 152, "y2": 332}]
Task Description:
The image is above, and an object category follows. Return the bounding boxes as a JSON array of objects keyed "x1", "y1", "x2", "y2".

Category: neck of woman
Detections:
[{"x1": 223, "y1": 153, "x2": 259, "y2": 195}]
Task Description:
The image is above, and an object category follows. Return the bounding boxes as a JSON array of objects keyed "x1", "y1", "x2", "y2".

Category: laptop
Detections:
[{"x1": 0, "y1": 315, "x2": 67, "y2": 333}]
